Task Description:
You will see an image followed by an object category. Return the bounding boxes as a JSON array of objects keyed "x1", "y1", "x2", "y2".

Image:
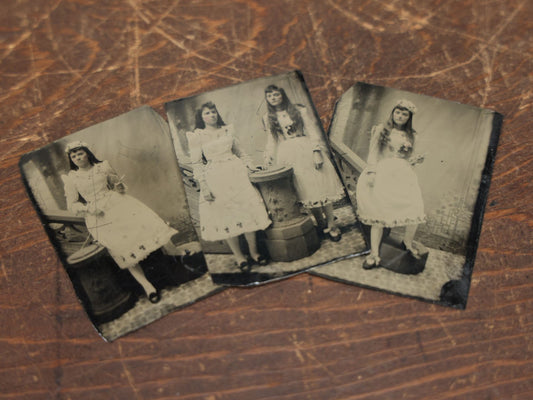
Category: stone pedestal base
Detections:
[
  {"x1": 250, "y1": 166, "x2": 321, "y2": 262},
  {"x1": 67, "y1": 244, "x2": 136, "y2": 323},
  {"x1": 379, "y1": 242, "x2": 427, "y2": 275},
  {"x1": 265, "y1": 217, "x2": 320, "y2": 262}
]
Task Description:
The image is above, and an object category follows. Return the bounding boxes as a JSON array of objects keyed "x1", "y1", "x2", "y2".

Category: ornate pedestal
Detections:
[
  {"x1": 67, "y1": 244, "x2": 136, "y2": 323},
  {"x1": 249, "y1": 167, "x2": 320, "y2": 262}
]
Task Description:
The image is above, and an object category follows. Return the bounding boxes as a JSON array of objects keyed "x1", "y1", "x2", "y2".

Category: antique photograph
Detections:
[
  {"x1": 166, "y1": 71, "x2": 367, "y2": 286},
  {"x1": 19, "y1": 106, "x2": 221, "y2": 341},
  {"x1": 311, "y1": 82, "x2": 502, "y2": 307}
]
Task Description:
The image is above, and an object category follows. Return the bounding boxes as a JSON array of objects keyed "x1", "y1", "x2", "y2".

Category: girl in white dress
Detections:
[
  {"x1": 356, "y1": 99, "x2": 425, "y2": 269},
  {"x1": 262, "y1": 85, "x2": 345, "y2": 241},
  {"x1": 187, "y1": 102, "x2": 271, "y2": 270},
  {"x1": 64, "y1": 141, "x2": 178, "y2": 303}
]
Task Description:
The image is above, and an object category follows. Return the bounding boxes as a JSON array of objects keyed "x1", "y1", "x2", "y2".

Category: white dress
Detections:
[
  {"x1": 356, "y1": 125, "x2": 425, "y2": 227},
  {"x1": 187, "y1": 125, "x2": 271, "y2": 241},
  {"x1": 263, "y1": 105, "x2": 345, "y2": 207},
  {"x1": 64, "y1": 161, "x2": 178, "y2": 269}
]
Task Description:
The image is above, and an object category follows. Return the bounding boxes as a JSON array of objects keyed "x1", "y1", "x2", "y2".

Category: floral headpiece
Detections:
[
  {"x1": 394, "y1": 99, "x2": 417, "y2": 114},
  {"x1": 65, "y1": 140, "x2": 89, "y2": 153}
]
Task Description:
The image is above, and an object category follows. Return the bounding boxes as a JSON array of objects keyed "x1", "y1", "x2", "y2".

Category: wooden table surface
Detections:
[{"x1": 1, "y1": 1, "x2": 532, "y2": 399}]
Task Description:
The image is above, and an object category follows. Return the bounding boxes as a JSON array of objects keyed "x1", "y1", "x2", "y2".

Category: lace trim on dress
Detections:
[
  {"x1": 200, "y1": 215, "x2": 271, "y2": 241},
  {"x1": 298, "y1": 189, "x2": 346, "y2": 208},
  {"x1": 358, "y1": 215, "x2": 426, "y2": 228}
]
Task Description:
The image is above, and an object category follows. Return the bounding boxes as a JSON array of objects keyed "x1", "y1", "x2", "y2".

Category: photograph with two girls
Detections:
[{"x1": 166, "y1": 71, "x2": 367, "y2": 286}]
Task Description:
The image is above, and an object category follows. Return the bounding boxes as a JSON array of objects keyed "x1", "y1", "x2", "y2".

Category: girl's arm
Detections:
[
  {"x1": 103, "y1": 160, "x2": 126, "y2": 193},
  {"x1": 364, "y1": 125, "x2": 382, "y2": 187},
  {"x1": 228, "y1": 125, "x2": 254, "y2": 168},
  {"x1": 299, "y1": 105, "x2": 324, "y2": 151},
  {"x1": 408, "y1": 132, "x2": 425, "y2": 166},
  {"x1": 186, "y1": 131, "x2": 214, "y2": 201},
  {"x1": 186, "y1": 130, "x2": 205, "y2": 183},
  {"x1": 366, "y1": 125, "x2": 382, "y2": 172},
  {"x1": 63, "y1": 174, "x2": 88, "y2": 216},
  {"x1": 262, "y1": 114, "x2": 276, "y2": 166},
  {"x1": 299, "y1": 105, "x2": 327, "y2": 169}
]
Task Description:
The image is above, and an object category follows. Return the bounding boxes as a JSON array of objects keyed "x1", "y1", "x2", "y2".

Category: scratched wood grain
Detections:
[{"x1": 1, "y1": 0, "x2": 532, "y2": 399}]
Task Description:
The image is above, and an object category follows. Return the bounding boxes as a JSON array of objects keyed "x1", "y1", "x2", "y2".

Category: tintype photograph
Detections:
[
  {"x1": 312, "y1": 82, "x2": 502, "y2": 307},
  {"x1": 165, "y1": 71, "x2": 367, "y2": 286},
  {"x1": 19, "y1": 106, "x2": 220, "y2": 341}
]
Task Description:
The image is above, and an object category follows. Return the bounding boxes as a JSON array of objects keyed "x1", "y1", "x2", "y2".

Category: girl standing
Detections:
[
  {"x1": 186, "y1": 102, "x2": 271, "y2": 270},
  {"x1": 355, "y1": 99, "x2": 425, "y2": 269},
  {"x1": 262, "y1": 85, "x2": 345, "y2": 241}
]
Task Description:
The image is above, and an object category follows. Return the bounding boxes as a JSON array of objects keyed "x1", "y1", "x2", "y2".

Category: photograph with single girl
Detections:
[
  {"x1": 19, "y1": 106, "x2": 220, "y2": 341},
  {"x1": 312, "y1": 82, "x2": 502, "y2": 308}
]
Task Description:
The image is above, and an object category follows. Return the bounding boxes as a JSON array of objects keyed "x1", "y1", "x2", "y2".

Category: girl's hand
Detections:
[
  {"x1": 247, "y1": 165, "x2": 262, "y2": 172},
  {"x1": 313, "y1": 150, "x2": 324, "y2": 170},
  {"x1": 410, "y1": 154, "x2": 425, "y2": 166},
  {"x1": 264, "y1": 156, "x2": 274, "y2": 168},
  {"x1": 86, "y1": 203, "x2": 105, "y2": 217},
  {"x1": 114, "y1": 182, "x2": 127, "y2": 194},
  {"x1": 88, "y1": 206, "x2": 104, "y2": 217},
  {"x1": 203, "y1": 189, "x2": 215, "y2": 202},
  {"x1": 367, "y1": 171, "x2": 376, "y2": 187}
]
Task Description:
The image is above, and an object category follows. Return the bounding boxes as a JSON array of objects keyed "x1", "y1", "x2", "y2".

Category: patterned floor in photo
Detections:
[
  {"x1": 205, "y1": 205, "x2": 368, "y2": 285},
  {"x1": 311, "y1": 245, "x2": 465, "y2": 303},
  {"x1": 98, "y1": 274, "x2": 221, "y2": 341}
]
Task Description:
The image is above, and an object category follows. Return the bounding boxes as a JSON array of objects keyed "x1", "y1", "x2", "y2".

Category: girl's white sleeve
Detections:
[
  {"x1": 262, "y1": 114, "x2": 276, "y2": 166},
  {"x1": 186, "y1": 131, "x2": 206, "y2": 185},
  {"x1": 63, "y1": 173, "x2": 87, "y2": 215},
  {"x1": 300, "y1": 105, "x2": 325, "y2": 150},
  {"x1": 100, "y1": 160, "x2": 121, "y2": 189},
  {"x1": 366, "y1": 125, "x2": 381, "y2": 171},
  {"x1": 229, "y1": 125, "x2": 254, "y2": 168}
]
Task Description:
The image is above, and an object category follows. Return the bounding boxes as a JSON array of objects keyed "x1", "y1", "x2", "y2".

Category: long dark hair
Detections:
[
  {"x1": 194, "y1": 102, "x2": 226, "y2": 130},
  {"x1": 264, "y1": 85, "x2": 304, "y2": 140},
  {"x1": 378, "y1": 106, "x2": 416, "y2": 157},
  {"x1": 68, "y1": 146, "x2": 102, "y2": 171}
]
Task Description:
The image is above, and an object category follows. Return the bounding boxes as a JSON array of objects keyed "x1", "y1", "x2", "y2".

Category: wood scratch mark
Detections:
[
  {"x1": 492, "y1": 158, "x2": 532, "y2": 180},
  {"x1": 475, "y1": 1, "x2": 525, "y2": 106},
  {"x1": 44, "y1": 18, "x2": 86, "y2": 83},
  {"x1": 118, "y1": 343, "x2": 143, "y2": 400},
  {"x1": 306, "y1": 4, "x2": 333, "y2": 72},
  {"x1": 126, "y1": 0, "x2": 150, "y2": 24},
  {"x1": 485, "y1": 1, "x2": 525, "y2": 47},
  {"x1": 28, "y1": 37, "x2": 43, "y2": 105},
  {"x1": 435, "y1": 317, "x2": 457, "y2": 346},
  {"x1": 478, "y1": 47, "x2": 496, "y2": 107},
  {"x1": 375, "y1": 0, "x2": 436, "y2": 29},
  {"x1": 327, "y1": 0, "x2": 385, "y2": 32},
  {"x1": 28, "y1": 35, "x2": 48, "y2": 144},
  {"x1": 1, "y1": 261, "x2": 8, "y2": 282},
  {"x1": 131, "y1": 10, "x2": 141, "y2": 105},
  {"x1": 415, "y1": 330, "x2": 428, "y2": 362},
  {"x1": 0, "y1": 0, "x2": 64, "y2": 63},
  {"x1": 290, "y1": 334, "x2": 339, "y2": 381},
  {"x1": 0, "y1": 134, "x2": 44, "y2": 163},
  {"x1": 380, "y1": 51, "x2": 482, "y2": 81}
]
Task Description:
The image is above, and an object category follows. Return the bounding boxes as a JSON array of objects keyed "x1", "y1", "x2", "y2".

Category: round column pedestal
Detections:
[
  {"x1": 250, "y1": 167, "x2": 320, "y2": 262},
  {"x1": 67, "y1": 244, "x2": 136, "y2": 324}
]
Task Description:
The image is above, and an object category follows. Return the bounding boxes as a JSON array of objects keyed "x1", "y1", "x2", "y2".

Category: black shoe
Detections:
[
  {"x1": 236, "y1": 260, "x2": 250, "y2": 272},
  {"x1": 400, "y1": 241, "x2": 421, "y2": 259},
  {"x1": 148, "y1": 291, "x2": 161, "y2": 304},
  {"x1": 250, "y1": 254, "x2": 268, "y2": 266},
  {"x1": 362, "y1": 255, "x2": 381, "y2": 270},
  {"x1": 324, "y1": 227, "x2": 342, "y2": 242}
]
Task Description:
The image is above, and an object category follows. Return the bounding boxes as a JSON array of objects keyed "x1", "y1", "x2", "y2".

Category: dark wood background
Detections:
[{"x1": 1, "y1": 1, "x2": 531, "y2": 399}]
